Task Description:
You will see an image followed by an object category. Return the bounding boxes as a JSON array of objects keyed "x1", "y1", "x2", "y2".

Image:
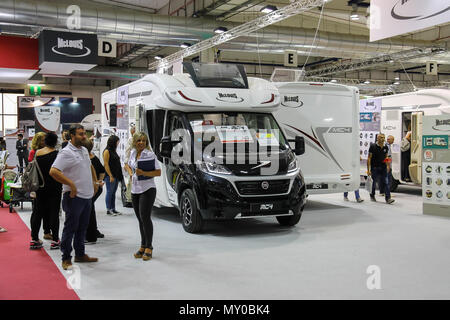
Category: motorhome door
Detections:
[
  {"x1": 409, "y1": 112, "x2": 423, "y2": 184},
  {"x1": 164, "y1": 112, "x2": 185, "y2": 206}
]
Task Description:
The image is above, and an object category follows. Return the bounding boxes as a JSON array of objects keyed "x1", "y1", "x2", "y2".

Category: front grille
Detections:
[{"x1": 235, "y1": 179, "x2": 290, "y2": 195}]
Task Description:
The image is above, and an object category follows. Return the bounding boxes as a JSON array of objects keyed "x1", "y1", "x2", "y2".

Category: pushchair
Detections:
[{"x1": 0, "y1": 150, "x2": 33, "y2": 212}]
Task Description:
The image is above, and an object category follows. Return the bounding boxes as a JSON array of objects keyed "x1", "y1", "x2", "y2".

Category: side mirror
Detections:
[
  {"x1": 160, "y1": 136, "x2": 173, "y2": 158},
  {"x1": 294, "y1": 136, "x2": 305, "y2": 155}
]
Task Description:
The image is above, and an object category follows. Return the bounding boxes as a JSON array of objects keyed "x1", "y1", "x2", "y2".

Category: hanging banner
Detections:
[
  {"x1": 370, "y1": 0, "x2": 450, "y2": 42},
  {"x1": 422, "y1": 114, "x2": 450, "y2": 217}
]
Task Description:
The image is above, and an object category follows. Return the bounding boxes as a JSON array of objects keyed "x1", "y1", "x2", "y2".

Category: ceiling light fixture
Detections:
[
  {"x1": 395, "y1": 77, "x2": 399, "y2": 80},
  {"x1": 350, "y1": 13, "x2": 359, "y2": 20},
  {"x1": 364, "y1": 80, "x2": 370, "y2": 84},
  {"x1": 393, "y1": 81, "x2": 400, "y2": 85},
  {"x1": 214, "y1": 26, "x2": 228, "y2": 34},
  {"x1": 180, "y1": 42, "x2": 191, "y2": 48},
  {"x1": 260, "y1": 5, "x2": 278, "y2": 14}
]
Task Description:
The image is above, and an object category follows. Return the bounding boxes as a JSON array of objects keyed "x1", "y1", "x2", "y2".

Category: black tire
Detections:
[
  {"x1": 390, "y1": 179, "x2": 399, "y2": 192},
  {"x1": 121, "y1": 181, "x2": 132, "y2": 208},
  {"x1": 180, "y1": 189, "x2": 203, "y2": 233},
  {"x1": 276, "y1": 206, "x2": 303, "y2": 226}
]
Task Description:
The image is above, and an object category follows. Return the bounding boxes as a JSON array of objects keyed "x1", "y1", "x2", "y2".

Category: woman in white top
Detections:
[{"x1": 124, "y1": 132, "x2": 161, "y2": 261}]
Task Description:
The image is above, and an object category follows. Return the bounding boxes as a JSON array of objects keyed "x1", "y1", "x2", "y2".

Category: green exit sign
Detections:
[{"x1": 29, "y1": 85, "x2": 41, "y2": 96}]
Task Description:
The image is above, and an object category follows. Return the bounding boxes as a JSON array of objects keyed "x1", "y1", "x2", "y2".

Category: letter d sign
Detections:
[{"x1": 98, "y1": 38, "x2": 117, "y2": 58}]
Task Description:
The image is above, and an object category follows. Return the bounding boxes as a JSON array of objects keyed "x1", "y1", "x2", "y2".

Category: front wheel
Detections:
[
  {"x1": 180, "y1": 189, "x2": 203, "y2": 233},
  {"x1": 276, "y1": 207, "x2": 303, "y2": 226}
]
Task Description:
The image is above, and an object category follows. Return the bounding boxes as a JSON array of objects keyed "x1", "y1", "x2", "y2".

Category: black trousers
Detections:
[
  {"x1": 17, "y1": 154, "x2": 28, "y2": 174},
  {"x1": 85, "y1": 187, "x2": 103, "y2": 242},
  {"x1": 131, "y1": 188, "x2": 156, "y2": 249},
  {"x1": 31, "y1": 190, "x2": 62, "y2": 242},
  {"x1": 401, "y1": 149, "x2": 411, "y2": 180}
]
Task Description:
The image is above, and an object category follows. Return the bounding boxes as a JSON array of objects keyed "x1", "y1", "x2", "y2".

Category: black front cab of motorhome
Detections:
[{"x1": 149, "y1": 63, "x2": 307, "y2": 233}]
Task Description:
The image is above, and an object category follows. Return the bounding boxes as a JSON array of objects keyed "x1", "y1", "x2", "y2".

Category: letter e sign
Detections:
[
  {"x1": 98, "y1": 38, "x2": 117, "y2": 58},
  {"x1": 284, "y1": 50, "x2": 298, "y2": 67}
]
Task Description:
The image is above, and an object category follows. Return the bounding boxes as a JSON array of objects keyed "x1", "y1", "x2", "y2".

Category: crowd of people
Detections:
[
  {"x1": 0, "y1": 124, "x2": 161, "y2": 270},
  {"x1": 0, "y1": 125, "x2": 412, "y2": 266}
]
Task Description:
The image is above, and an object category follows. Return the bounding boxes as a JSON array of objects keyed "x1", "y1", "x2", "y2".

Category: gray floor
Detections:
[{"x1": 15, "y1": 186, "x2": 450, "y2": 300}]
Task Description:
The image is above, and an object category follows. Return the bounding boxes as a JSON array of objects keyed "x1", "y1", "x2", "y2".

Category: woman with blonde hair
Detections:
[
  {"x1": 28, "y1": 132, "x2": 46, "y2": 162},
  {"x1": 124, "y1": 132, "x2": 161, "y2": 261}
]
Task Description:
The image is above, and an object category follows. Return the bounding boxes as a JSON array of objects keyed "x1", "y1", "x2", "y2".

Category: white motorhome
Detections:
[
  {"x1": 101, "y1": 63, "x2": 307, "y2": 233},
  {"x1": 273, "y1": 82, "x2": 360, "y2": 194},
  {"x1": 362, "y1": 89, "x2": 450, "y2": 190}
]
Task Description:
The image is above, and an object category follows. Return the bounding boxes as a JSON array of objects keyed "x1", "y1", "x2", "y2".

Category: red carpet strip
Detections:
[{"x1": 0, "y1": 204, "x2": 79, "y2": 300}]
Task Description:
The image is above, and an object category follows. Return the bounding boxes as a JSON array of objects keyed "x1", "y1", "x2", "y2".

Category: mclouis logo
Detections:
[
  {"x1": 52, "y1": 37, "x2": 91, "y2": 57},
  {"x1": 432, "y1": 119, "x2": 450, "y2": 132},
  {"x1": 281, "y1": 96, "x2": 303, "y2": 108},
  {"x1": 216, "y1": 93, "x2": 244, "y2": 103},
  {"x1": 391, "y1": 0, "x2": 450, "y2": 21}
]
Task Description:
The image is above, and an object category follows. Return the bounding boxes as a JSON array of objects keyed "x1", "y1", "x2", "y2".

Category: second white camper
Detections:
[{"x1": 273, "y1": 82, "x2": 360, "y2": 195}]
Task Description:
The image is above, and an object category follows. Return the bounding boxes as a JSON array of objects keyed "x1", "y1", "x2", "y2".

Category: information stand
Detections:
[{"x1": 422, "y1": 115, "x2": 450, "y2": 217}]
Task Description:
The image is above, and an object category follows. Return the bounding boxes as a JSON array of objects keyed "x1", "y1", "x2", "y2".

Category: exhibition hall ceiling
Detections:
[{"x1": 0, "y1": 0, "x2": 448, "y2": 94}]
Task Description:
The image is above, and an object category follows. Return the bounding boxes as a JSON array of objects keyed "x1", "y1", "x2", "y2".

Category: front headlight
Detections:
[
  {"x1": 198, "y1": 162, "x2": 232, "y2": 175},
  {"x1": 287, "y1": 152, "x2": 298, "y2": 173}
]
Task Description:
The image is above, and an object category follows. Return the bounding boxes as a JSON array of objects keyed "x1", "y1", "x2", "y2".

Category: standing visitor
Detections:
[
  {"x1": 367, "y1": 133, "x2": 395, "y2": 204},
  {"x1": 50, "y1": 124, "x2": 99, "y2": 270},
  {"x1": 401, "y1": 126, "x2": 412, "y2": 182},
  {"x1": 380, "y1": 135, "x2": 395, "y2": 196},
  {"x1": 30, "y1": 132, "x2": 62, "y2": 250},
  {"x1": 0, "y1": 137, "x2": 6, "y2": 151},
  {"x1": 124, "y1": 132, "x2": 161, "y2": 261},
  {"x1": 16, "y1": 133, "x2": 28, "y2": 173},
  {"x1": 124, "y1": 125, "x2": 136, "y2": 206},
  {"x1": 61, "y1": 130, "x2": 70, "y2": 149},
  {"x1": 83, "y1": 139, "x2": 106, "y2": 244},
  {"x1": 103, "y1": 135, "x2": 123, "y2": 216}
]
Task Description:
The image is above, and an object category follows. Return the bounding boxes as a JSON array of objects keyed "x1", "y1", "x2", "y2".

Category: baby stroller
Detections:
[{"x1": 0, "y1": 150, "x2": 33, "y2": 212}]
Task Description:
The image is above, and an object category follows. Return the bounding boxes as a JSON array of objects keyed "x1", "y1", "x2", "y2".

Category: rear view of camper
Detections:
[{"x1": 273, "y1": 82, "x2": 360, "y2": 195}]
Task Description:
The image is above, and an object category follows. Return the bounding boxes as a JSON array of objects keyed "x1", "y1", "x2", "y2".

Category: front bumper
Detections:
[{"x1": 195, "y1": 171, "x2": 306, "y2": 220}]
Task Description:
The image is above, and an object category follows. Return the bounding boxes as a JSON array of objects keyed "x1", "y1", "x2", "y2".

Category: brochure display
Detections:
[
  {"x1": 422, "y1": 114, "x2": 450, "y2": 217},
  {"x1": 359, "y1": 98, "x2": 381, "y2": 161}
]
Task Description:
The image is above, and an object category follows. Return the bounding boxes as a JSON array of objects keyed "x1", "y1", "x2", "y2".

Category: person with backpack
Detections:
[
  {"x1": 28, "y1": 132, "x2": 46, "y2": 162},
  {"x1": 29, "y1": 132, "x2": 63, "y2": 250}
]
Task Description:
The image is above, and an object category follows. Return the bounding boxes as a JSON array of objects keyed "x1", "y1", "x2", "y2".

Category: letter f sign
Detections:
[{"x1": 366, "y1": 265, "x2": 381, "y2": 290}]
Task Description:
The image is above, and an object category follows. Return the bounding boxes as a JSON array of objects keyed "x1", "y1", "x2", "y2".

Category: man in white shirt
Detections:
[{"x1": 50, "y1": 124, "x2": 100, "y2": 270}]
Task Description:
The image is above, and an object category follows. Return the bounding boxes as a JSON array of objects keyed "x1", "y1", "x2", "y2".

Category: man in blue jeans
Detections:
[
  {"x1": 367, "y1": 133, "x2": 395, "y2": 204},
  {"x1": 50, "y1": 124, "x2": 102, "y2": 270}
]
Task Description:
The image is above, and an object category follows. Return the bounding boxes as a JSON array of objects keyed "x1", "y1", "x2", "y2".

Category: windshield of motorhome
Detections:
[
  {"x1": 188, "y1": 63, "x2": 247, "y2": 88},
  {"x1": 187, "y1": 112, "x2": 288, "y2": 149}
]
